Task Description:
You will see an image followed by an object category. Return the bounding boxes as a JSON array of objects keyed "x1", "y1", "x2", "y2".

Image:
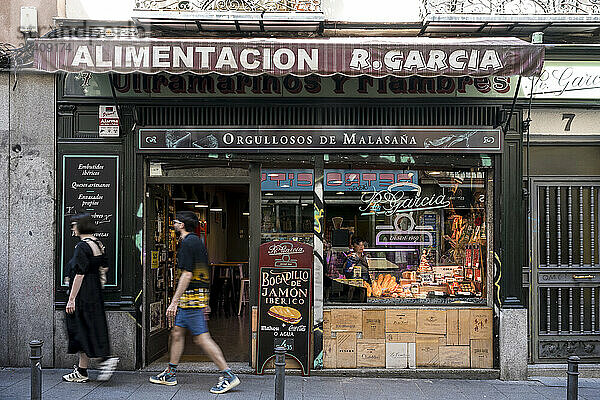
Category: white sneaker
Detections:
[
  {"x1": 63, "y1": 365, "x2": 89, "y2": 383},
  {"x1": 97, "y1": 357, "x2": 119, "y2": 381}
]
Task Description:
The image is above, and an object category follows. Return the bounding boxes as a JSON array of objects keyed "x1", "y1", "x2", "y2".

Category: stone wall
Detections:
[
  {"x1": 54, "y1": 311, "x2": 138, "y2": 370},
  {"x1": 0, "y1": 72, "x2": 55, "y2": 367}
]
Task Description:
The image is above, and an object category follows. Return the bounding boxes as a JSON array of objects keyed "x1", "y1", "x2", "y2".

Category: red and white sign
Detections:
[{"x1": 99, "y1": 105, "x2": 119, "y2": 137}]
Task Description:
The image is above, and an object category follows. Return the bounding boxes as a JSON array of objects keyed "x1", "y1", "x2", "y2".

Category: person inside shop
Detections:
[
  {"x1": 62, "y1": 213, "x2": 119, "y2": 383},
  {"x1": 149, "y1": 211, "x2": 240, "y2": 394},
  {"x1": 344, "y1": 236, "x2": 371, "y2": 284}
]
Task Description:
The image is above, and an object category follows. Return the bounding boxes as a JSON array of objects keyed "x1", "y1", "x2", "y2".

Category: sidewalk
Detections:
[{"x1": 1, "y1": 368, "x2": 600, "y2": 400}]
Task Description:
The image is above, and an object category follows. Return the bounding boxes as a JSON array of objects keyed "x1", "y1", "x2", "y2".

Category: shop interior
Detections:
[
  {"x1": 322, "y1": 169, "x2": 488, "y2": 304},
  {"x1": 258, "y1": 164, "x2": 489, "y2": 305},
  {"x1": 146, "y1": 183, "x2": 250, "y2": 364}
]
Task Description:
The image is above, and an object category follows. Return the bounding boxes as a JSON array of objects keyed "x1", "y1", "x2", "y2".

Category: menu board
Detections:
[
  {"x1": 257, "y1": 241, "x2": 313, "y2": 376},
  {"x1": 60, "y1": 155, "x2": 119, "y2": 287}
]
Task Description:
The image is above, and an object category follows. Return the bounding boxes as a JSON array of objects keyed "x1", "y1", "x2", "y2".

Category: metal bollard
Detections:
[
  {"x1": 567, "y1": 355, "x2": 580, "y2": 400},
  {"x1": 274, "y1": 346, "x2": 286, "y2": 400},
  {"x1": 29, "y1": 340, "x2": 43, "y2": 400}
]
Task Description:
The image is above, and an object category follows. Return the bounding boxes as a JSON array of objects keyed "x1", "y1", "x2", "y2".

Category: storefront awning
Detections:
[{"x1": 32, "y1": 37, "x2": 544, "y2": 78}]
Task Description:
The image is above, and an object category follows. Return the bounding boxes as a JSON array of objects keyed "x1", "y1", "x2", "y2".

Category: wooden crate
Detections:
[
  {"x1": 362, "y1": 310, "x2": 386, "y2": 339},
  {"x1": 408, "y1": 343, "x2": 416, "y2": 368},
  {"x1": 417, "y1": 310, "x2": 446, "y2": 335},
  {"x1": 458, "y1": 309, "x2": 471, "y2": 345},
  {"x1": 386, "y1": 332, "x2": 416, "y2": 343},
  {"x1": 385, "y1": 309, "x2": 417, "y2": 332},
  {"x1": 446, "y1": 309, "x2": 459, "y2": 345},
  {"x1": 386, "y1": 342, "x2": 407, "y2": 368},
  {"x1": 336, "y1": 332, "x2": 357, "y2": 368},
  {"x1": 331, "y1": 309, "x2": 362, "y2": 332},
  {"x1": 323, "y1": 337, "x2": 337, "y2": 369},
  {"x1": 470, "y1": 339, "x2": 493, "y2": 369},
  {"x1": 438, "y1": 346, "x2": 470, "y2": 368},
  {"x1": 416, "y1": 334, "x2": 445, "y2": 367},
  {"x1": 323, "y1": 310, "x2": 331, "y2": 338},
  {"x1": 470, "y1": 309, "x2": 493, "y2": 340},
  {"x1": 357, "y1": 339, "x2": 385, "y2": 368}
]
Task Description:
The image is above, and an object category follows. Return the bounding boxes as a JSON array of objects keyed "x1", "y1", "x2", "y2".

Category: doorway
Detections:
[
  {"x1": 145, "y1": 183, "x2": 250, "y2": 365},
  {"x1": 529, "y1": 177, "x2": 600, "y2": 362}
]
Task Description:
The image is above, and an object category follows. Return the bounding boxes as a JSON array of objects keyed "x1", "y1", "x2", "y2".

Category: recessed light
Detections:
[
  {"x1": 264, "y1": 192, "x2": 274, "y2": 196},
  {"x1": 195, "y1": 204, "x2": 208, "y2": 208}
]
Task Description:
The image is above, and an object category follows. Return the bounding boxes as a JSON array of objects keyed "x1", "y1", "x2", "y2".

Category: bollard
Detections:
[
  {"x1": 29, "y1": 340, "x2": 43, "y2": 400},
  {"x1": 567, "y1": 355, "x2": 580, "y2": 400},
  {"x1": 274, "y1": 346, "x2": 286, "y2": 400}
]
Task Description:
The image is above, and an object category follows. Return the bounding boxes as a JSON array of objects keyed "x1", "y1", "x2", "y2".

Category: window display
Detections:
[
  {"x1": 324, "y1": 169, "x2": 487, "y2": 304},
  {"x1": 259, "y1": 166, "x2": 489, "y2": 304}
]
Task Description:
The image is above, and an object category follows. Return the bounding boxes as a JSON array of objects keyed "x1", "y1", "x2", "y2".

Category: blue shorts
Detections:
[{"x1": 174, "y1": 308, "x2": 208, "y2": 336}]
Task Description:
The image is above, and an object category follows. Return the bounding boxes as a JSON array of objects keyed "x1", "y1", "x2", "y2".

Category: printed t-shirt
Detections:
[{"x1": 177, "y1": 233, "x2": 210, "y2": 309}]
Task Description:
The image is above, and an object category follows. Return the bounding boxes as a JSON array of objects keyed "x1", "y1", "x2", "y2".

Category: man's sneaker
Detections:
[
  {"x1": 210, "y1": 372, "x2": 240, "y2": 394},
  {"x1": 62, "y1": 366, "x2": 89, "y2": 383},
  {"x1": 97, "y1": 357, "x2": 119, "y2": 381},
  {"x1": 149, "y1": 368, "x2": 178, "y2": 386}
]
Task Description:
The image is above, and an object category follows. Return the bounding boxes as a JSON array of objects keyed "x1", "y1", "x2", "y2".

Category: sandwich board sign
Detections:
[{"x1": 257, "y1": 240, "x2": 313, "y2": 376}]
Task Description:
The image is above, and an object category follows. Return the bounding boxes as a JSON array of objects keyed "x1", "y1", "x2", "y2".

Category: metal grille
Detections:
[
  {"x1": 532, "y1": 180, "x2": 600, "y2": 361},
  {"x1": 421, "y1": 0, "x2": 600, "y2": 15},
  {"x1": 136, "y1": 104, "x2": 499, "y2": 127}
]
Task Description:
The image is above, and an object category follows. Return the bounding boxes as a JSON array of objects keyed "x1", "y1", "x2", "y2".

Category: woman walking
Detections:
[{"x1": 62, "y1": 213, "x2": 118, "y2": 383}]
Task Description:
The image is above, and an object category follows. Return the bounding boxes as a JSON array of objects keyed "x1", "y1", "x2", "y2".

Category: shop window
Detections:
[
  {"x1": 261, "y1": 169, "x2": 314, "y2": 246},
  {"x1": 323, "y1": 169, "x2": 488, "y2": 304}
]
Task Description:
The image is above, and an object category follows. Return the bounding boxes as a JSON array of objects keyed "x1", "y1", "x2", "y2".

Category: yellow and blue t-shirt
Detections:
[{"x1": 177, "y1": 233, "x2": 210, "y2": 309}]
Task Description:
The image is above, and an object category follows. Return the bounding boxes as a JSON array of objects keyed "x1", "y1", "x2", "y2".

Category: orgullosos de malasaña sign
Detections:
[{"x1": 138, "y1": 127, "x2": 502, "y2": 153}]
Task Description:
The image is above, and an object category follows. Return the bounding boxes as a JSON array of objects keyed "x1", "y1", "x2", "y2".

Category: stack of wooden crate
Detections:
[{"x1": 323, "y1": 308, "x2": 493, "y2": 369}]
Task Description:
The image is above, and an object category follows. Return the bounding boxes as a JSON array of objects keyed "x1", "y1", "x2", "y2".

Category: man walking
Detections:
[{"x1": 150, "y1": 211, "x2": 240, "y2": 394}]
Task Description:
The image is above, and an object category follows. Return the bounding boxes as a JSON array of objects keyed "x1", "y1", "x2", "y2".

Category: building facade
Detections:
[{"x1": 1, "y1": 0, "x2": 599, "y2": 378}]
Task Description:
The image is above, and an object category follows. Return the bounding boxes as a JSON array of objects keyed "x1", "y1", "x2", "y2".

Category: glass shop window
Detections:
[
  {"x1": 260, "y1": 169, "x2": 314, "y2": 246},
  {"x1": 323, "y1": 169, "x2": 487, "y2": 304}
]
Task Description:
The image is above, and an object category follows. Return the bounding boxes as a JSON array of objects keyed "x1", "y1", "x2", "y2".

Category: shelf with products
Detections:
[
  {"x1": 261, "y1": 193, "x2": 313, "y2": 248},
  {"x1": 260, "y1": 232, "x2": 313, "y2": 245}
]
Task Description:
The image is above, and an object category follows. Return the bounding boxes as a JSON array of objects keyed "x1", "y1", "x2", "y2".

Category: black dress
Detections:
[{"x1": 65, "y1": 240, "x2": 111, "y2": 358}]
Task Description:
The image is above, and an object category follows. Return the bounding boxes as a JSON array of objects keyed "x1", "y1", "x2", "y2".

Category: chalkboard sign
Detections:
[
  {"x1": 60, "y1": 155, "x2": 119, "y2": 287},
  {"x1": 257, "y1": 241, "x2": 313, "y2": 376}
]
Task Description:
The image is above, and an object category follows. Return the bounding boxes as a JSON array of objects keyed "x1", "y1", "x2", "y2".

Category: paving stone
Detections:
[
  {"x1": 0, "y1": 369, "x2": 28, "y2": 388},
  {"x1": 0, "y1": 368, "x2": 599, "y2": 400}
]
